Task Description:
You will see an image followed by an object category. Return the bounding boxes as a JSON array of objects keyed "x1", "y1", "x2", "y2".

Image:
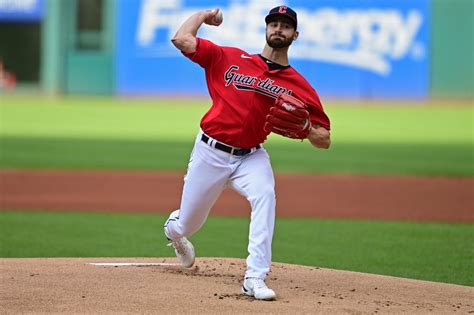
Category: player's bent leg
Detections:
[
  {"x1": 163, "y1": 131, "x2": 233, "y2": 267},
  {"x1": 164, "y1": 163, "x2": 231, "y2": 239},
  {"x1": 164, "y1": 134, "x2": 232, "y2": 240}
]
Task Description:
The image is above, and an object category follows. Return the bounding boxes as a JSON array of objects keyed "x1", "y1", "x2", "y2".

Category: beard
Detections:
[{"x1": 266, "y1": 33, "x2": 294, "y2": 48}]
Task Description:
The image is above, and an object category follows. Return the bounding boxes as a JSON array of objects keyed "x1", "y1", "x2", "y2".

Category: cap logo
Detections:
[{"x1": 278, "y1": 6, "x2": 288, "y2": 14}]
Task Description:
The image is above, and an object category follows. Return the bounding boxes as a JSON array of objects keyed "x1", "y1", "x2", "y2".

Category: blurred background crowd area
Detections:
[{"x1": 0, "y1": 0, "x2": 472, "y2": 100}]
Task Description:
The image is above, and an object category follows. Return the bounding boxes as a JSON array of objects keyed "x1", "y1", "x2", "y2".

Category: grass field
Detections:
[
  {"x1": 1, "y1": 96, "x2": 473, "y2": 175},
  {"x1": 0, "y1": 211, "x2": 472, "y2": 286},
  {"x1": 0, "y1": 96, "x2": 472, "y2": 287}
]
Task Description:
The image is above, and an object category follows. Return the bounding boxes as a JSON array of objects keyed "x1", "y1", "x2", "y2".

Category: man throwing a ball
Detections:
[{"x1": 164, "y1": 5, "x2": 331, "y2": 300}]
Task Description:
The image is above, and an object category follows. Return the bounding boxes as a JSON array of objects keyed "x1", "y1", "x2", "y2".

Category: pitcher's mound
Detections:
[{"x1": 1, "y1": 257, "x2": 472, "y2": 313}]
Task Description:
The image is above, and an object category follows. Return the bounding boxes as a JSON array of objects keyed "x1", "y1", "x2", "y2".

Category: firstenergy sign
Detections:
[{"x1": 136, "y1": 0, "x2": 426, "y2": 76}]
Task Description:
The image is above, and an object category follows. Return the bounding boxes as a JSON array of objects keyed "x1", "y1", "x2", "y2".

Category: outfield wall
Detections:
[
  {"x1": 116, "y1": 0, "x2": 431, "y2": 99},
  {"x1": 1, "y1": 0, "x2": 473, "y2": 98},
  {"x1": 431, "y1": 0, "x2": 474, "y2": 98}
]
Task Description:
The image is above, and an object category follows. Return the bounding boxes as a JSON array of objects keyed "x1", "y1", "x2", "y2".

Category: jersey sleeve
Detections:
[
  {"x1": 182, "y1": 38, "x2": 223, "y2": 69},
  {"x1": 303, "y1": 90, "x2": 331, "y2": 130}
]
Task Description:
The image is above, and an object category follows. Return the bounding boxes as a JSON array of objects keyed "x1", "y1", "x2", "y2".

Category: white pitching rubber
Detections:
[{"x1": 88, "y1": 262, "x2": 180, "y2": 267}]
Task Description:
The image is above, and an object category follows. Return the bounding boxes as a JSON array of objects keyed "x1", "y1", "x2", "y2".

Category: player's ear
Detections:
[{"x1": 293, "y1": 31, "x2": 299, "y2": 41}]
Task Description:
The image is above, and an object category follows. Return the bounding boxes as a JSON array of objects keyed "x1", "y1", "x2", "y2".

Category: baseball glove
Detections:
[{"x1": 264, "y1": 93, "x2": 311, "y2": 140}]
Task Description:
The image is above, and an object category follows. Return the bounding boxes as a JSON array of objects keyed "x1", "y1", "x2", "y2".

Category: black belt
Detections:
[{"x1": 201, "y1": 134, "x2": 260, "y2": 156}]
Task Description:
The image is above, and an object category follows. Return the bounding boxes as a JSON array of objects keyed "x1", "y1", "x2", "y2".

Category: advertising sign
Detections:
[
  {"x1": 0, "y1": 0, "x2": 44, "y2": 21},
  {"x1": 116, "y1": 0, "x2": 430, "y2": 98}
]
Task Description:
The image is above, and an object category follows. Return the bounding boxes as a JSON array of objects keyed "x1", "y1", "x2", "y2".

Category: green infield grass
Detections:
[
  {"x1": 0, "y1": 210, "x2": 472, "y2": 287},
  {"x1": 1, "y1": 96, "x2": 473, "y2": 176}
]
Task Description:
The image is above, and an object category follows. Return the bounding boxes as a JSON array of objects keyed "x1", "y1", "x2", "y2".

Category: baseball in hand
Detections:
[
  {"x1": 204, "y1": 8, "x2": 223, "y2": 26},
  {"x1": 212, "y1": 9, "x2": 223, "y2": 25}
]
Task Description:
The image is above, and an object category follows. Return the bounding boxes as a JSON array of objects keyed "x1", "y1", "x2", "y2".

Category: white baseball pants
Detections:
[{"x1": 164, "y1": 129, "x2": 276, "y2": 279}]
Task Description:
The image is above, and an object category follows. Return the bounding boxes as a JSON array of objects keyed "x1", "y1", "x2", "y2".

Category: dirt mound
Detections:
[{"x1": 1, "y1": 258, "x2": 472, "y2": 313}]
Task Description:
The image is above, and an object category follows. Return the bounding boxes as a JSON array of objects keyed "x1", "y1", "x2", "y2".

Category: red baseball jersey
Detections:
[{"x1": 184, "y1": 38, "x2": 330, "y2": 148}]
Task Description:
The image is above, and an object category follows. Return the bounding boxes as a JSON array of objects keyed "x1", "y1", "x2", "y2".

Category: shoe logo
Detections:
[
  {"x1": 241, "y1": 54, "x2": 252, "y2": 59},
  {"x1": 266, "y1": 60, "x2": 273, "y2": 64}
]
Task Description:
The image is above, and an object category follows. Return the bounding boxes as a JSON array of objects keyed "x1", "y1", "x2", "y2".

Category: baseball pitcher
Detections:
[{"x1": 164, "y1": 5, "x2": 331, "y2": 300}]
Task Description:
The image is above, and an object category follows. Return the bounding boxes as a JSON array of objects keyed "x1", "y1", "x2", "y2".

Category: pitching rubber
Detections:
[{"x1": 88, "y1": 262, "x2": 181, "y2": 267}]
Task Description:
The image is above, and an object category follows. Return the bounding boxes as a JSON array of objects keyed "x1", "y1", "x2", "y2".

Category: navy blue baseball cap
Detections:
[{"x1": 265, "y1": 5, "x2": 298, "y2": 29}]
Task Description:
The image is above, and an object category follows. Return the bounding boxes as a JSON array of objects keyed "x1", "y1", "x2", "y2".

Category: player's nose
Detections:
[{"x1": 272, "y1": 30, "x2": 284, "y2": 38}]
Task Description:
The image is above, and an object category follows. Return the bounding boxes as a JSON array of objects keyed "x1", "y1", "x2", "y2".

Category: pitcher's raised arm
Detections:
[{"x1": 171, "y1": 9, "x2": 223, "y2": 53}]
